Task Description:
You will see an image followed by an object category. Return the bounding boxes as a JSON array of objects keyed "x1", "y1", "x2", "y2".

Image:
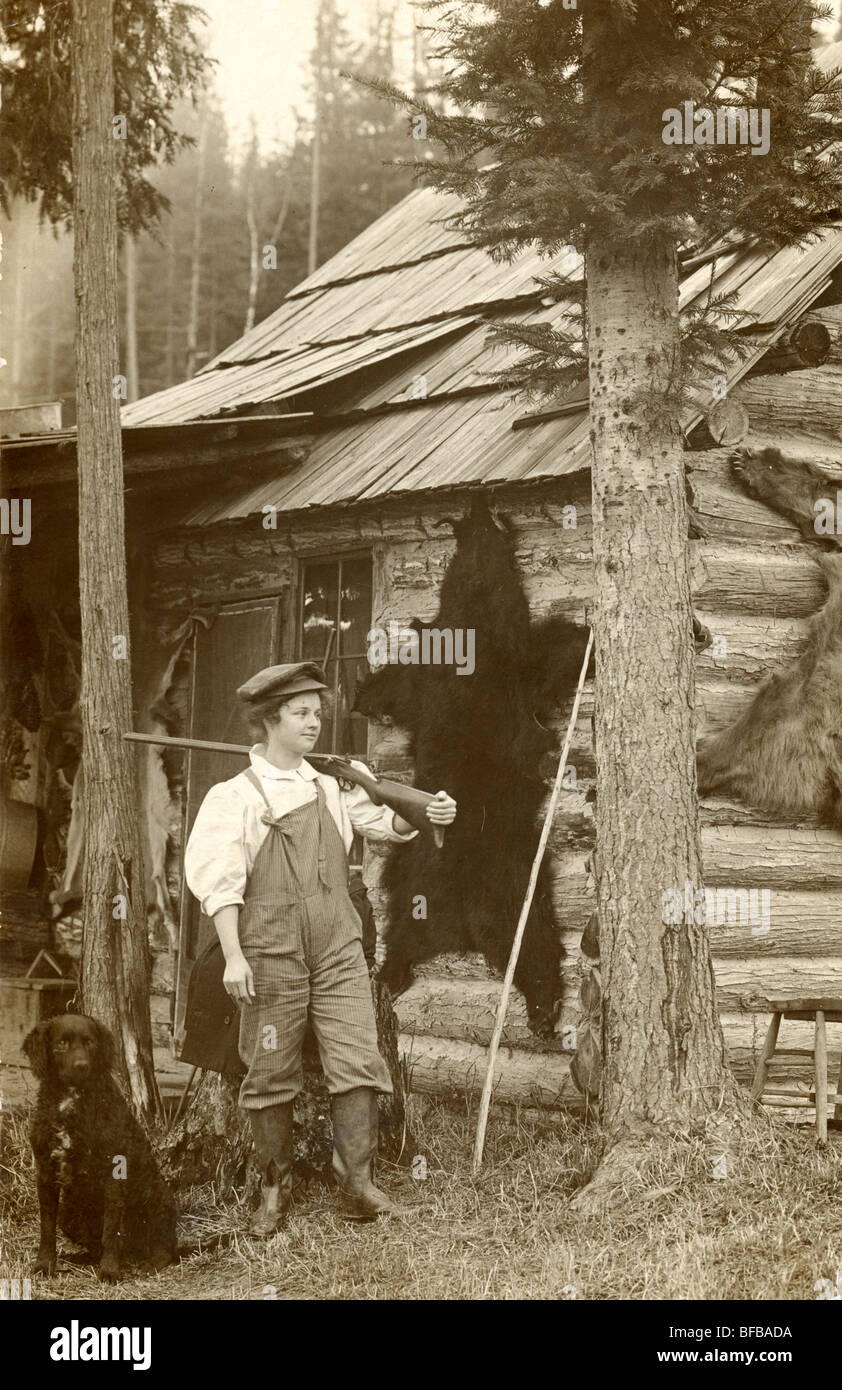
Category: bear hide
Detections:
[{"x1": 355, "y1": 497, "x2": 591, "y2": 1037}]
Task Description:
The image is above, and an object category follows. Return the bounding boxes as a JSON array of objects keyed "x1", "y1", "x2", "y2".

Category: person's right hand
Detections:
[{"x1": 223, "y1": 951, "x2": 256, "y2": 1005}]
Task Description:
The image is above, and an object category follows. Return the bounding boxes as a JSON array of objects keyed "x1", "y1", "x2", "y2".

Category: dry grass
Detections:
[{"x1": 1, "y1": 1094, "x2": 840, "y2": 1301}]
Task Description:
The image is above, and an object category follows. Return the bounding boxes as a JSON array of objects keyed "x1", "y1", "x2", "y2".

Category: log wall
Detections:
[{"x1": 148, "y1": 379, "x2": 842, "y2": 1105}]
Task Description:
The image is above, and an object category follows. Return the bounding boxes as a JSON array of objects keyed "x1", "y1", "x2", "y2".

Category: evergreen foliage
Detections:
[
  {"x1": 366, "y1": 0, "x2": 842, "y2": 401},
  {"x1": 1, "y1": 0, "x2": 211, "y2": 231},
  {"x1": 1, "y1": 1, "x2": 417, "y2": 405}
]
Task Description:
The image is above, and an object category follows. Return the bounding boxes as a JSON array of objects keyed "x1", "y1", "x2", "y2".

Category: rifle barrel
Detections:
[
  {"x1": 123, "y1": 731, "x2": 445, "y2": 846},
  {"x1": 124, "y1": 731, "x2": 250, "y2": 756},
  {"x1": 123, "y1": 733, "x2": 351, "y2": 772}
]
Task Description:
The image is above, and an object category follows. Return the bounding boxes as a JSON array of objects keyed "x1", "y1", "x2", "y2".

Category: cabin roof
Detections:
[
  {"x1": 104, "y1": 38, "x2": 842, "y2": 520},
  {"x1": 147, "y1": 209, "x2": 842, "y2": 525}
]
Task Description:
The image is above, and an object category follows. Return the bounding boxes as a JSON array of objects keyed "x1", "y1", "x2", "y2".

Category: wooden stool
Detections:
[{"x1": 750, "y1": 996, "x2": 842, "y2": 1142}]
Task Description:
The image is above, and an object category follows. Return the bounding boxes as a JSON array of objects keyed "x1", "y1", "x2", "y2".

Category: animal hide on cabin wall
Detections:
[
  {"x1": 0, "y1": 579, "x2": 43, "y2": 734},
  {"x1": 52, "y1": 619, "x2": 196, "y2": 944},
  {"x1": 134, "y1": 617, "x2": 198, "y2": 946},
  {"x1": 697, "y1": 448, "x2": 842, "y2": 828},
  {"x1": 354, "y1": 497, "x2": 592, "y2": 1036}
]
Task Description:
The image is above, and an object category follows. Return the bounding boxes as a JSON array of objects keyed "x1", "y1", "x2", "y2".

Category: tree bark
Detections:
[
  {"x1": 578, "y1": 227, "x2": 742, "y2": 1204},
  {"x1": 164, "y1": 222, "x2": 176, "y2": 387},
  {"x1": 308, "y1": 90, "x2": 321, "y2": 278},
  {"x1": 72, "y1": 0, "x2": 159, "y2": 1118},
  {"x1": 244, "y1": 201, "x2": 259, "y2": 337},
  {"x1": 124, "y1": 235, "x2": 139, "y2": 401},
  {"x1": 10, "y1": 199, "x2": 35, "y2": 403},
  {"x1": 185, "y1": 101, "x2": 207, "y2": 379},
  {"x1": 249, "y1": 172, "x2": 294, "y2": 328},
  {"x1": 309, "y1": 0, "x2": 333, "y2": 277},
  {"x1": 243, "y1": 125, "x2": 260, "y2": 336}
]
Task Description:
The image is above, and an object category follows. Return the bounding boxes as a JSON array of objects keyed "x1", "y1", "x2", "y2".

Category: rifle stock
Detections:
[
  {"x1": 122, "y1": 732, "x2": 445, "y2": 847},
  {"x1": 310, "y1": 755, "x2": 445, "y2": 847}
]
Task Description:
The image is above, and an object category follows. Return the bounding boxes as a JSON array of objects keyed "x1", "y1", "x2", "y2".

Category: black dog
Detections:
[{"x1": 24, "y1": 1013, "x2": 178, "y2": 1282}]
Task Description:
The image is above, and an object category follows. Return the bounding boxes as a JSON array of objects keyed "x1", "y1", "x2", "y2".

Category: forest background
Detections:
[{"x1": 2, "y1": 0, "x2": 436, "y2": 420}]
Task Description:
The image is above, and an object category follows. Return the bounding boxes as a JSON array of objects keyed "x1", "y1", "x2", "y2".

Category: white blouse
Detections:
[{"x1": 184, "y1": 745, "x2": 417, "y2": 920}]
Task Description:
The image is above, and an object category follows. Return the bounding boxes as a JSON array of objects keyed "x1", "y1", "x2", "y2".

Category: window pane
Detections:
[
  {"x1": 336, "y1": 656, "x2": 369, "y2": 755},
  {"x1": 339, "y1": 555, "x2": 373, "y2": 658},
  {"x1": 301, "y1": 562, "x2": 339, "y2": 665},
  {"x1": 300, "y1": 555, "x2": 372, "y2": 758}
]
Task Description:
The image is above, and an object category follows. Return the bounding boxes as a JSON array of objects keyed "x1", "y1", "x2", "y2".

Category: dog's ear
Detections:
[{"x1": 22, "y1": 1020, "x2": 53, "y2": 1079}]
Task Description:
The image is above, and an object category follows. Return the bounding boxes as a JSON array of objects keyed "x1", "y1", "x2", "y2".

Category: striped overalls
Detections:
[{"x1": 237, "y1": 768, "x2": 392, "y2": 1110}]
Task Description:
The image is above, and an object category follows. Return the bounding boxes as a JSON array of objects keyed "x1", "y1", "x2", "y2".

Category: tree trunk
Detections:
[
  {"x1": 185, "y1": 102, "x2": 207, "y2": 379},
  {"x1": 160, "y1": 980, "x2": 413, "y2": 1203},
  {"x1": 124, "y1": 235, "x2": 139, "y2": 401},
  {"x1": 159, "y1": 1071, "x2": 253, "y2": 1199},
  {"x1": 72, "y1": 0, "x2": 159, "y2": 1118},
  {"x1": 209, "y1": 268, "x2": 218, "y2": 361},
  {"x1": 244, "y1": 161, "x2": 259, "y2": 336},
  {"x1": 10, "y1": 200, "x2": 34, "y2": 403},
  {"x1": 164, "y1": 222, "x2": 176, "y2": 387},
  {"x1": 575, "y1": 229, "x2": 743, "y2": 1206},
  {"x1": 308, "y1": 96, "x2": 321, "y2": 278},
  {"x1": 253, "y1": 173, "x2": 293, "y2": 323},
  {"x1": 309, "y1": 0, "x2": 332, "y2": 277}
]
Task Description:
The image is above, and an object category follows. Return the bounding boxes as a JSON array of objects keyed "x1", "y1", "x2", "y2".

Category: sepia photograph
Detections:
[{"x1": 1, "y1": 0, "x2": 841, "y2": 1351}]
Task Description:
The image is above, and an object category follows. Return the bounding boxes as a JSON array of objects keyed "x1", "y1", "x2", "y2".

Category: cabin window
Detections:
[{"x1": 297, "y1": 552, "x2": 373, "y2": 757}]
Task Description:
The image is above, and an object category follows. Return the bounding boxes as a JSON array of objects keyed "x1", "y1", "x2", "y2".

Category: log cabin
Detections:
[{"x1": 4, "y1": 173, "x2": 842, "y2": 1112}]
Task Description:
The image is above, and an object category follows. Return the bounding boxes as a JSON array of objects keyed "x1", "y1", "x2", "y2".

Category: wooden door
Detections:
[{"x1": 173, "y1": 598, "x2": 283, "y2": 1044}]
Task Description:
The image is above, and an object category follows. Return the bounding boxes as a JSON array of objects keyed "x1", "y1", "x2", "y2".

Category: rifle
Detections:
[{"x1": 122, "y1": 732, "x2": 445, "y2": 847}]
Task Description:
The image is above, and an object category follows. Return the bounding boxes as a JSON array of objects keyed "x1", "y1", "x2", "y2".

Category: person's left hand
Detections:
[{"x1": 426, "y1": 790, "x2": 457, "y2": 825}]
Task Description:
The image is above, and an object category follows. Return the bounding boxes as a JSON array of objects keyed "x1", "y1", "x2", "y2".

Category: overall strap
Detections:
[
  {"x1": 243, "y1": 766, "x2": 273, "y2": 811},
  {"x1": 314, "y1": 779, "x2": 329, "y2": 886},
  {"x1": 246, "y1": 766, "x2": 329, "y2": 888}
]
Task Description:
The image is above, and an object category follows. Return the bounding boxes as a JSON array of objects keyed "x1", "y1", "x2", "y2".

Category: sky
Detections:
[
  {"x1": 197, "y1": 0, "x2": 419, "y2": 154},
  {"x1": 197, "y1": 0, "x2": 842, "y2": 157}
]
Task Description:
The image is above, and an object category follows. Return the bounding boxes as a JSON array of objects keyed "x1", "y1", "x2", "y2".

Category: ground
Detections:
[{"x1": 1, "y1": 1094, "x2": 840, "y2": 1300}]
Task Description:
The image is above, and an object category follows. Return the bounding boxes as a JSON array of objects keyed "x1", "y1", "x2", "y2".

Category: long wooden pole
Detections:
[{"x1": 472, "y1": 629, "x2": 594, "y2": 1175}]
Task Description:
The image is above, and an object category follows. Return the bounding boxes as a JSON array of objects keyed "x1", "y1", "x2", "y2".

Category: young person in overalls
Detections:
[{"x1": 185, "y1": 662, "x2": 456, "y2": 1233}]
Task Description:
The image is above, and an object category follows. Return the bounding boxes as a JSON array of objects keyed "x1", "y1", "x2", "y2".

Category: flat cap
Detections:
[{"x1": 236, "y1": 661, "x2": 328, "y2": 703}]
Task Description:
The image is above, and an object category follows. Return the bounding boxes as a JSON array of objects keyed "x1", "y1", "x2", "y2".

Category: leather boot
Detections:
[
  {"x1": 331, "y1": 1087, "x2": 401, "y2": 1219},
  {"x1": 247, "y1": 1103, "x2": 294, "y2": 1237}
]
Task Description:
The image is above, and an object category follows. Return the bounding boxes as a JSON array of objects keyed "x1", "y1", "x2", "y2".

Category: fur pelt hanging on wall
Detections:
[
  {"x1": 355, "y1": 496, "x2": 592, "y2": 1036},
  {"x1": 51, "y1": 618, "x2": 195, "y2": 939},
  {"x1": 697, "y1": 448, "x2": 842, "y2": 827},
  {"x1": 728, "y1": 446, "x2": 842, "y2": 550}
]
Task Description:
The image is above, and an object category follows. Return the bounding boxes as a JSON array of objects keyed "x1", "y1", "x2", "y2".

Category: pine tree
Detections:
[
  {"x1": 4, "y1": 0, "x2": 208, "y2": 1115},
  {"x1": 118, "y1": 8, "x2": 415, "y2": 394},
  {"x1": 370, "y1": 0, "x2": 842, "y2": 1203},
  {"x1": 128, "y1": 94, "x2": 245, "y2": 394},
  {"x1": 0, "y1": 207, "x2": 76, "y2": 415},
  {"x1": 71, "y1": 0, "x2": 159, "y2": 1115},
  {"x1": 323, "y1": 5, "x2": 415, "y2": 254},
  {"x1": 303, "y1": 0, "x2": 415, "y2": 277},
  {"x1": 2, "y1": 0, "x2": 209, "y2": 232}
]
